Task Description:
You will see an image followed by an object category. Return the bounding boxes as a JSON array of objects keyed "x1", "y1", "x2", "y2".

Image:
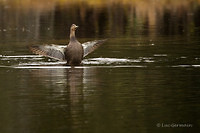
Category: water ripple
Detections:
[{"x1": 0, "y1": 54, "x2": 200, "y2": 69}]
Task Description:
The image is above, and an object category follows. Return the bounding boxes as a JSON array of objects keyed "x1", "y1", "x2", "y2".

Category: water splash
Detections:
[
  {"x1": 83, "y1": 58, "x2": 140, "y2": 65},
  {"x1": 1, "y1": 54, "x2": 200, "y2": 69}
]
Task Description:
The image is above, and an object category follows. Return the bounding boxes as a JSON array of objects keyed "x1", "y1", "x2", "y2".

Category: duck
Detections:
[{"x1": 29, "y1": 24, "x2": 106, "y2": 66}]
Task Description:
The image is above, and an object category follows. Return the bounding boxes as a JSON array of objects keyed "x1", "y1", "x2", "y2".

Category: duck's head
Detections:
[{"x1": 71, "y1": 24, "x2": 78, "y2": 31}]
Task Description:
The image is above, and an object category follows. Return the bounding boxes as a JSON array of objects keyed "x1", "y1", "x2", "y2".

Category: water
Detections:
[{"x1": 0, "y1": 1, "x2": 200, "y2": 133}]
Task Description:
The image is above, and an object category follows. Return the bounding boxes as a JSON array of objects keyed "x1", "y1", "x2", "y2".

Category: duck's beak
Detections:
[{"x1": 75, "y1": 25, "x2": 79, "y2": 29}]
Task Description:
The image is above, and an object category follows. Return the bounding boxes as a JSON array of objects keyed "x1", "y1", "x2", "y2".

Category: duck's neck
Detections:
[{"x1": 70, "y1": 30, "x2": 77, "y2": 41}]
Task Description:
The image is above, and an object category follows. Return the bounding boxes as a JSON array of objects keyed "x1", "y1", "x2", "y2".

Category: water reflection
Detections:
[
  {"x1": 0, "y1": 64, "x2": 200, "y2": 132},
  {"x1": 66, "y1": 68, "x2": 84, "y2": 129},
  {"x1": 0, "y1": 0, "x2": 200, "y2": 43},
  {"x1": 22, "y1": 67, "x2": 98, "y2": 131}
]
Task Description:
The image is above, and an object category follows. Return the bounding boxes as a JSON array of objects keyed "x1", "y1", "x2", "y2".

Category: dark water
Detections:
[{"x1": 0, "y1": 1, "x2": 200, "y2": 133}]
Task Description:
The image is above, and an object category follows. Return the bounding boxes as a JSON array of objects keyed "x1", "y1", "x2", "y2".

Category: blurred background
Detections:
[{"x1": 0, "y1": 0, "x2": 200, "y2": 41}]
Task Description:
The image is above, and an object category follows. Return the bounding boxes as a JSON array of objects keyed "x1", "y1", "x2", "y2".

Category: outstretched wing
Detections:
[
  {"x1": 82, "y1": 39, "x2": 107, "y2": 57},
  {"x1": 29, "y1": 44, "x2": 67, "y2": 61}
]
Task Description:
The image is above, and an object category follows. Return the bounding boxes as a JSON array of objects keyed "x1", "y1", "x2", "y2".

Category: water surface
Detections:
[{"x1": 0, "y1": 1, "x2": 200, "y2": 133}]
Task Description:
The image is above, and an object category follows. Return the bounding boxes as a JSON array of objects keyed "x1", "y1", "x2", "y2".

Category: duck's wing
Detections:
[
  {"x1": 82, "y1": 39, "x2": 107, "y2": 57},
  {"x1": 29, "y1": 44, "x2": 67, "y2": 61}
]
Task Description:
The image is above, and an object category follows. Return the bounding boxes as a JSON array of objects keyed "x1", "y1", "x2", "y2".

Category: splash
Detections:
[{"x1": 1, "y1": 54, "x2": 200, "y2": 69}]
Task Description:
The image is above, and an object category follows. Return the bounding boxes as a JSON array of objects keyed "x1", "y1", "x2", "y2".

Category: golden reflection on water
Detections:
[
  {"x1": 0, "y1": 0, "x2": 199, "y2": 41},
  {"x1": 1, "y1": 0, "x2": 199, "y2": 12}
]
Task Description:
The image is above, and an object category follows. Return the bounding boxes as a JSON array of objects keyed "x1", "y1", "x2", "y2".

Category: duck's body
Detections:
[
  {"x1": 65, "y1": 38, "x2": 83, "y2": 65},
  {"x1": 64, "y1": 24, "x2": 83, "y2": 65},
  {"x1": 29, "y1": 24, "x2": 106, "y2": 66}
]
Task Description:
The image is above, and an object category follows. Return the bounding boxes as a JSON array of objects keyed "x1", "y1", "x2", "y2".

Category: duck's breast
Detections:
[{"x1": 65, "y1": 43, "x2": 83, "y2": 65}]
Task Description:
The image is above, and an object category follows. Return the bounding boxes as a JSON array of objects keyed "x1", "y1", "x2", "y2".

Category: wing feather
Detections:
[
  {"x1": 82, "y1": 39, "x2": 107, "y2": 57},
  {"x1": 29, "y1": 44, "x2": 66, "y2": 61}
]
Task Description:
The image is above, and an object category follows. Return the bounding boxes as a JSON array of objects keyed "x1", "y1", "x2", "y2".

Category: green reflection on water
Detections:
[{"x1": 0, "y1": 67, "x2": 200, "y2": 133}]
